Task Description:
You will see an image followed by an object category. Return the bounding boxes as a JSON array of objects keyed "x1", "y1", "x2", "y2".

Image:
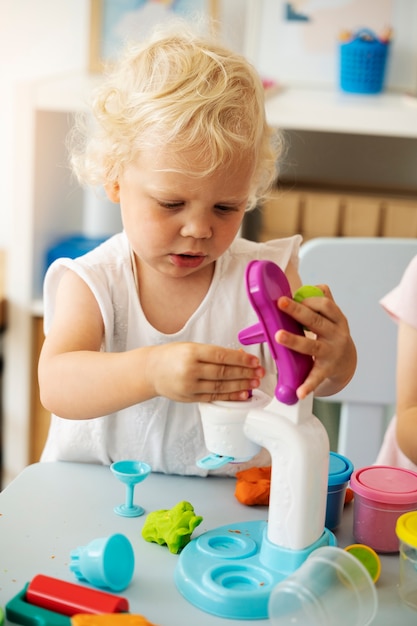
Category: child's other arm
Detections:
[
  {"x1": 396, "y1": 320, "x2": 417, "y2": 465},
  {"x1": 279, "y1": 261, "x2": 357, "y2": 400}
]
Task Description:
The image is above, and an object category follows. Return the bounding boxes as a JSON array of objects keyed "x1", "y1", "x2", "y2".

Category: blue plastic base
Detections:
[{"x1": 175, "y1": 520, "x2": 336, "y2": 620}]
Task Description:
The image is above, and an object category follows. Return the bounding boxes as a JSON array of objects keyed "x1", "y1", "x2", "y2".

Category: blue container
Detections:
[
  {"x1": 340, "y1": 29, "x2": 390, "y2": 94},
  {"x1": 326, "y1": 451, "x2": 354, "y2": 530},
  {"x1": 45, "y1": 234, "x2": 108, "y2": 273}
]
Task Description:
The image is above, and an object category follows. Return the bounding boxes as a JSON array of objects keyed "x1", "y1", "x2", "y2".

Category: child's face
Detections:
[{"x1": 110, "y1": 147, "x2": 255, "y2": 280}]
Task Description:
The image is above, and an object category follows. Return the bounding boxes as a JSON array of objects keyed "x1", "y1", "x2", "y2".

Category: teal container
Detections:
[{"x1": 326, "y1": 452, "x2": 354, "y2": 530}]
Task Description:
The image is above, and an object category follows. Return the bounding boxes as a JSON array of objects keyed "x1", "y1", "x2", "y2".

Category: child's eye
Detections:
[
  {"x1": 215, "y1": 204, "x2": 238, "y2": 213},
  {"x1": 159, "y1": 201, "x2": 184, "y2": 209}
]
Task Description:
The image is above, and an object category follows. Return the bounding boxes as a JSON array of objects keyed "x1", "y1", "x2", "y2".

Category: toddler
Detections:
[{"x1": 38, "y1": 23, "x2": 356, "y2": 475}]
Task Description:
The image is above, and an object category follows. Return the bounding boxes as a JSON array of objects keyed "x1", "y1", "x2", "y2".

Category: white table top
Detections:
[{"x1": 0, "y1": 462, "x2": 415, "y2": 625}]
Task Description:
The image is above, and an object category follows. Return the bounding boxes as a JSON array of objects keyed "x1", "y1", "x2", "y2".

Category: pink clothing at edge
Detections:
[{"x1": 375, "y1": 254, "x2": 417, "y2": 472}]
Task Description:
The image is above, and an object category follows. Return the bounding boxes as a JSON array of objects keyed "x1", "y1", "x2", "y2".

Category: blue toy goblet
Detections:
[{"x1": 110, "y1": 460, "x2": 151, "y2": 517}]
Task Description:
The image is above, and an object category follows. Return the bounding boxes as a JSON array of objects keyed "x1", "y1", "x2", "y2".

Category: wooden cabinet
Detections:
[
  {"x1": 0, "y1": 250, "x2": 5, "y2": 331},
  {"x1": 29, "y1": 317, "x2": 50, "y2": 463},
  {"x1": 2, "y1": 77, "x2": 88, "y2": 485},
  {"x1": 257, "y1": 187, "x2": 417, "y2": 242}
]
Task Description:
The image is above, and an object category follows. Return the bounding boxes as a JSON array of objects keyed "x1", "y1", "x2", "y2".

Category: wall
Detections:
[
  {"x1": 0, "y1": 0, "x2": 89, "y2": 250},
  {"x1": 279, "y1": 130, "x2": 417, "y2": 194},
  {"x1": 0, "y1": 0, "x2": 249, "y2": 253},
  {"x1": 2, "y1": 1, "x2": 417, "y2": 255}
]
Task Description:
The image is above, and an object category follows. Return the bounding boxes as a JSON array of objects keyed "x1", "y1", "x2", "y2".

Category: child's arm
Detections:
[
  {"x1": 38, "y1": 270, "x2": 264, "y2": 420},
  {"x1": 395, "y1": 320, "x2": 417, "y2": 465},
  {"x1": 278, "y1": 262, "x2": 357, "y2": 400}
]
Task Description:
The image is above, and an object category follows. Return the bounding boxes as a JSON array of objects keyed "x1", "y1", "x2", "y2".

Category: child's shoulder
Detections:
[
  {"x1": 381, "y1": 253, "x2": 417, "y2": 327},
  {"x1": 80, "y1": 232, "x2": 128, "y2": 265},
  {"x1": 44, "y1": 232, "x2": 129, "y2": 292},
  {"x1": 404, "y1": 254, "x2": 417, "y2": 280},
  {"x1": 229, "y1": 234, "x2": 302, "y2": 263}
]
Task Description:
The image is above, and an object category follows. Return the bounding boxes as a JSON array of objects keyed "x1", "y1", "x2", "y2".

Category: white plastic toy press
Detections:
[{"x1": 175, "y1": 260, "x2": 336, "y2": 620}]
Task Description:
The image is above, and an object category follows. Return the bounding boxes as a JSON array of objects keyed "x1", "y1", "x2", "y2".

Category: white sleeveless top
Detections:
[{"x1": 41, "y1": 231, "x2": 301, "y2": 476}]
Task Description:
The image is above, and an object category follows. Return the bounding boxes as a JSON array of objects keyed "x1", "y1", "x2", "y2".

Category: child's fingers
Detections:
[
  {"x1": 296, "y1": 367, "x2": 327, "y2": 400},
  {"x1": 279, "y1": 294, "x2": 337, "y2": 326},
  {"x1": 198, "y1": 361, "x2": 265, "y2": 383},
  {"x1": 275, "y1": 328, "x2": 321, "y2": 357},
  {"x1": 162, "y1": 343, "x2": 266, "y2": 402},
  {"x1": 197, "y1": 344, "x2": 261, "y2": 369}
]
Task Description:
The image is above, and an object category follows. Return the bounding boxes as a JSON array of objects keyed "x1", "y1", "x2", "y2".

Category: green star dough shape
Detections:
[{"x1": 142, "y1": 500, "x2": 203, "y2": 554}]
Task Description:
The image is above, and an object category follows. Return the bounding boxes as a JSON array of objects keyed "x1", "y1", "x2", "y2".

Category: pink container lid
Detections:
[{"x1": 351, "y1": 466, "x2": 417, "y2": 505}]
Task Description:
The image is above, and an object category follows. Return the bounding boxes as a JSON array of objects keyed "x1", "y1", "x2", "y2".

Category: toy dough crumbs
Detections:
[
  {"x1": 71, "y1": 615, "x2": 158, "y2": 626},
  {"x1": 141, "y1": 500, "x2": 203, "y2": 554},
  {"x1": 235, "y1": 467, "x2": 271, "y2": 506}
]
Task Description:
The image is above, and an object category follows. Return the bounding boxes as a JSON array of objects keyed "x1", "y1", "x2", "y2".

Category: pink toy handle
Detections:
[{"x1": 238, "y1": 260, "x2": 313, "y2": 405}]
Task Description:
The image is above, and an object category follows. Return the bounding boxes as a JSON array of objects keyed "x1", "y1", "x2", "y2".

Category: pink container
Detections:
[{"x1": 350, "y1": 466, "x2": 417, "y2": 553}]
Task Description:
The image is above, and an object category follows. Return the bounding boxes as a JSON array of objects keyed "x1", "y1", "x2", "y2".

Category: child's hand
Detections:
[
  {"x1": 274, "y1": 285, "x2": 357, "y2": 399},
  {"x1": 146, "y1": 342, "x2": 265, "y2": 402}
]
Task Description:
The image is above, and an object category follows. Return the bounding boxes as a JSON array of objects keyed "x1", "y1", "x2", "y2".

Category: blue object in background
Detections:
[
  {"x1": 45, "y1": 234, "x2": 109, "y2": 274},
  {"x1": 340, "y1": 29, "x2": 390, "y2": 94}
]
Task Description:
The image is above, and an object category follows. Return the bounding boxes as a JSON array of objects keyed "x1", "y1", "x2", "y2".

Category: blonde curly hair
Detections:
[{"x1": 70, "y1": 22, "x2": 282, "y2": 210}]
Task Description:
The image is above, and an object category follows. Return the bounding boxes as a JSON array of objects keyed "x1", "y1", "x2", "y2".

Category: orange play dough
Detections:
[
  {"x1": 72, "y1": 615, "x2": 158, "y2": 626},
  {"x1": 235, "y1": 466, "x2": 271, "y2": 505}
]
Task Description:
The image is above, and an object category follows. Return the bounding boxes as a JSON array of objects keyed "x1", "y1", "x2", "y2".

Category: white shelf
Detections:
[
  {"x1": 34, "y1": 74, "x2": 417, "y2": 138},
  {"x1": 265, "y1": 87, "x2": 417, "y2": 138},
  {"x1": 34, "y1": 72, "x2": 102, "y2": 112}
]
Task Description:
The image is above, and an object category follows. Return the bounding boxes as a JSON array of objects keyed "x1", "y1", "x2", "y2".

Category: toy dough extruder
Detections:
[{"x1": 175, "y1": 260, "x2": 336, "y2": 620}]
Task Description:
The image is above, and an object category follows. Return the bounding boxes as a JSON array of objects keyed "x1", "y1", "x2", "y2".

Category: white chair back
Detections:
[{"x1": 299, "y1": 237, "x2": 417, "y2": 469}]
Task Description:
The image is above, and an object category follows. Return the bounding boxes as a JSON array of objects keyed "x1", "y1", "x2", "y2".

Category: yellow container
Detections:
[{"x1": 396, "y1": 511, "x2": 417, "y2": 610}]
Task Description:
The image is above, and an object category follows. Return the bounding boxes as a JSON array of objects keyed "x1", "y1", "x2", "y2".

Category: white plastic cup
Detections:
[
  {"x1": 199, "y1": 390, "x2": 270, "y2": 462},
  {"x1": 70, "y1": 533, "x2": 135, "y2": 592},
  {"x1": 396, "y1": 511, "x2": 417, "y2": 610},
  {"x1": 268, "y1": 546, "x2": 377, "y2": 625}
]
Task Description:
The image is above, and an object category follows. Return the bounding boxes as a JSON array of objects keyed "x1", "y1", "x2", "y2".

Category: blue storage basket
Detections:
[{"x1": 340, "y1": 28, "x2": 390, "y2": 94}]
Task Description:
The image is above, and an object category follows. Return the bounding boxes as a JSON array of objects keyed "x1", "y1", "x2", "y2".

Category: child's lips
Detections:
[{"x1": 170, "y1": 253, "x2": 206, "y2": 268}]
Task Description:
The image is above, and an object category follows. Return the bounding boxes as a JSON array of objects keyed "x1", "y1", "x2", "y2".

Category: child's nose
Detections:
[{"x1": 180, "y1": 216, "x2": 212, "y2": 239}]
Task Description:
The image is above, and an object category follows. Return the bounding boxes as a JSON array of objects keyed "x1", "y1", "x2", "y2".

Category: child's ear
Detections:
[{"x1": 104, "y1": 181, "x2": 120, "y2": 203}]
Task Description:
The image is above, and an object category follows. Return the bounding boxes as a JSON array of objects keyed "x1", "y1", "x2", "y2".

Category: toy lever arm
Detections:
[
  {"x1": 238, "y1": 322, "x2": 265, "y2": 345},
  {"x1": 239, "y1": 260, "x2": 313, "y2": 405}
]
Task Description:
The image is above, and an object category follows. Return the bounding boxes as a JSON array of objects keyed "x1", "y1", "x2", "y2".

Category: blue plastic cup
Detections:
[
  {"x1": 70, "y1": 533, "x2": 135, "y2": 592},
  {"x1": 326, "y1": 451, "x2": 354, "y2": 530}
]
